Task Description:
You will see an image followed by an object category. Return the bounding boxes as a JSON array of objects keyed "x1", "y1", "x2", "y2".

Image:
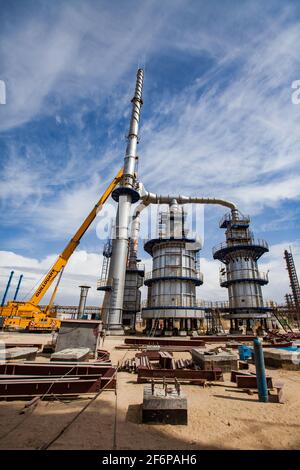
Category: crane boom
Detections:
[{"x1": 29, "y1": 168, "x2": 124, "y2": 306}]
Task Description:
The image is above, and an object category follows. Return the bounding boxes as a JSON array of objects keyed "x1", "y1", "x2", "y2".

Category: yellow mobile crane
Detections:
[{"x1": 0, "y1": 168, "x2": 124, "y2": 332}]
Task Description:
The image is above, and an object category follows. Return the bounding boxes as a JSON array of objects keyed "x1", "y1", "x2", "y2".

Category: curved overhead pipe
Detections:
[
  {"x1": 139, "y1": 186, "x2": 238, "y2": 219},
  {"x1": 129, "y1": 187, "x2": 238, "y2": 264}
]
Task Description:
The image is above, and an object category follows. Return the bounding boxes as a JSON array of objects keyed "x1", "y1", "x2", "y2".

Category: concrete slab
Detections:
[
  {"x1": 0, "y1": 347, "x2": 38, "y2": 362},
  {"x1": 192, "y1": 348, "x2": 238, "y2": 372},
  {"x1": 263, "y1": 348, "x2": 300, "y2": 370},
  {"x1": 50, "y1": 348, "x2": 91, "y2": 362}
]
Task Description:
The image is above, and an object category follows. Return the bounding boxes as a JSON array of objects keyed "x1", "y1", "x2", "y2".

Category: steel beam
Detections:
[
  {"x1": 0, "y1": 377, "x2": 116, "y2": 398},
  {"x1": 137, "y1": 368, "x2": 223, "y2": 382},
  {"x1": 125, "y1": 338, "x2": 205, "y2": 347},
  {"x1": 235, "y1": 374, "x2": 273, "y2": 390},
  {"x1": 0, "y1": 362, "x2": 115, "y2": 377}
]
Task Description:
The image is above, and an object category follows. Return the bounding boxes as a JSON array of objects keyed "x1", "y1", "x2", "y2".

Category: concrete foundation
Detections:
[
  {"x1": 263, "y1": 348, "x2": 300, "y2": 370},
  {"x1": 55, "y1": 319, "x2": 102, "y2": 355},
  {"x1": 192, "y1": 347, "x2": 238, "y2": 372},
  {"x1": 142, "y1": 383, "x2": 187, "y2": 425}
]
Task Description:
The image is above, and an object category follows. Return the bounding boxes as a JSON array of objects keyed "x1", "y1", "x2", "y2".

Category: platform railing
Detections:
[
  {"x1": 219, "y1": 211, "x2": 250, "y2": 228},
  {"x1": 144, "y1": 269, "x2": 203, "y2": 283},
  {"x1": 97, "y1": 277, "x2": 114, "y2": 289},
  {"x1": 219, "y1": 269, "x2": 269, "y2": 285},
  {"x1": 212, "y1": 238, "x2": 269, "y2": 256}
]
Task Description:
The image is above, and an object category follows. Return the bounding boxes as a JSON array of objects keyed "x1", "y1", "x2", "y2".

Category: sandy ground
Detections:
[{"x1": 0, "y1": 333, "x2": 299, "y2": 450}]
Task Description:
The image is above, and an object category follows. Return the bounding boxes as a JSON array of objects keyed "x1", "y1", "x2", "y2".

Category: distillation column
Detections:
[
  {"x1": 104, "y1": 69, "x2": 144, "y2": 334},
  {"x1": 142, "y1": 200, "x2": 204, "y2": 336},
  {"x1": 213, "y1": 211, "x2": 272, "y2": 334}
]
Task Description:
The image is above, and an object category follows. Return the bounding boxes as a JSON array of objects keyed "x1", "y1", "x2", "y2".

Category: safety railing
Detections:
[
  {"x1": 144, "y1": 269, "x2": 203, "y2": 283},
  {"x1": 141, "y1": 296, "x2": 222, "y2": 309},
  {"x1": 97, "y1": 278, "x2": 114, "y2": 289},
  {"x1": 194, "y1": 299, "x2": 229, "y2": 309},
  {"x1": 212, "y1": 238, "x2": 269, "y2": 256},
  {"x1": 219, "y1": 211, "x2": 250, "y2": 228},
  {"x1": 219, "y1": 269, "x2": 269, "y2": 285}
]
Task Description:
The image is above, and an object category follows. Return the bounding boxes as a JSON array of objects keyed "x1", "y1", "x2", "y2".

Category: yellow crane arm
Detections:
[{"x1": 29, "y1": 168, "x2": 124, "y2": 306}]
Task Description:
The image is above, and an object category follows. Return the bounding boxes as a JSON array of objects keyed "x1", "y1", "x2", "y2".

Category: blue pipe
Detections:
[
  {"x1": 1, "y1": 270, "x2": 14, "y2": 307},
  {"x1": 253, "y1": 337, "x2": 268, "y2": 403},
  {"x1": 13, "y1": 274, "x2": 23, "y2": 301}
]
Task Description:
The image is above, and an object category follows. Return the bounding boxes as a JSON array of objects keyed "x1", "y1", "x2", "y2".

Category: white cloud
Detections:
[{"x1": 0, "y1": 250, "x2": 103, "y2": 306}]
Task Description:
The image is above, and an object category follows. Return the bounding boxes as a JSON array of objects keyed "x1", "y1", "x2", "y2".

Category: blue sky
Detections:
[{"x1": 0, "y1": 0, "x2": 300, "y2": 305}]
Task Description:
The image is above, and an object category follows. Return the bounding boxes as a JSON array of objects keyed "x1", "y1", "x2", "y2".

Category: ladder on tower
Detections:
[{"x1": 148, "y1": 318, "x2": 159, "y2": 337}]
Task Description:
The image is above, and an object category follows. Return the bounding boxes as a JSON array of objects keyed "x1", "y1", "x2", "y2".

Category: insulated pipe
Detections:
[
  {"x1": 105, "y1": 69, "x2": 144, "y2": 333},
  {"x1": 128, "y1": 201, "x2": 150, "y2": 267},
  {"x1": 1, "y1": 271, "x2": 14, "y2": 307},
  {"x1": 141, "y1": 191, "x2": 238, "y2": 215},
  {"x1": 253, "y1": 337, "x2": 268, "y2": 403},
  {"x1": 128, "y1": 192, "x2": 238, "y2": 270}
]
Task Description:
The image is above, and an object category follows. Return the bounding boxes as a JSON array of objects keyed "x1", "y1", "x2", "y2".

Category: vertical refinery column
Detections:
[
  {"x1": 105, "y1": 69, "x2": 144, "y2": 334},
  {"x1": 213, "y1": 211, "x2": 271, "y2": 334},
  {"x1": 142, "y1": 202, "x2": 204, "y2": 337}
]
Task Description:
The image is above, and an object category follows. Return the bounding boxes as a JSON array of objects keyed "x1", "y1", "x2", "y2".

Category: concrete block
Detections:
[
  {"x1": 192, "y1": 347, "x2": 238, "y2": 372},
  {"x1": 142, "y1": 384, "x2": 187, "y2": 425},
  {"x1": 263, "y1": 348, "x2": 300, "y2": 370},
  {"x1": 50, "y1": 348, "x2": 91, "y2": 362},
  {"x1": 0, "y1": 347, "x2": 38, "y2": 362},
  {"x1": 55, "y1": 319, "x2": 102, "y2": 355}
]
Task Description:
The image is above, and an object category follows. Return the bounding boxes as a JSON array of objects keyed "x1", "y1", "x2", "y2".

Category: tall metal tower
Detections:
[
  {"x1": 213, "y1": 211, "x2": 272, "y2": 333},
  {"x1": 284, "y1": 248, "x2": 300, "y2": 326},
  {"x1": 104, "y1": 68, "x2": 144, "y2": 334},
  {"x1": 142, "y1": 200, "x2": 204, "y2": 336}
]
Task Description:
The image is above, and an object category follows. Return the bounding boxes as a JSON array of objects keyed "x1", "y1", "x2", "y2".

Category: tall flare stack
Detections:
[{"x1": 104, "y1": 69, "x2": 144, "y2": 334}]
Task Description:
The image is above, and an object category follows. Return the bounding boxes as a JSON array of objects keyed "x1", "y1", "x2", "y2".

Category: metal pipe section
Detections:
[
  {"x1": 78, "y1": 285, "x2": 91, "y2": 319},
  {"x1": 128, "y1": 201, "x2": 149, "y2": 267},
  {"x1": 253, "y1": 337, "x2": 268, "y2": 403},
  {"x1": 141, "y1": 190, "x2": 238, "y2": 215},
  {"x1": 1, "y1": 270, "x2": 14, "y2": 307},
  {"x1": 105, "y1": 69, "x2": 144, "y2": 334},
  {"x1": 13, "y1": 274, "x2": 23, "y2": 301}
]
